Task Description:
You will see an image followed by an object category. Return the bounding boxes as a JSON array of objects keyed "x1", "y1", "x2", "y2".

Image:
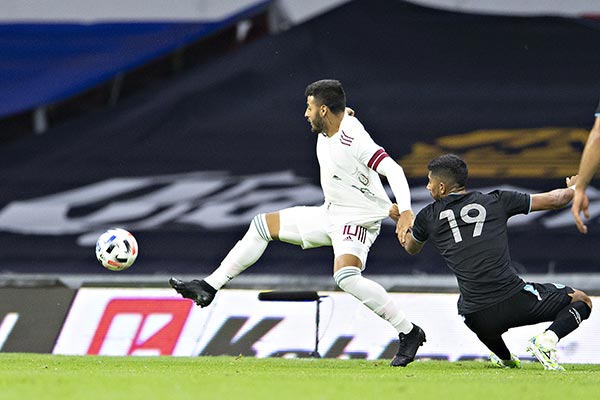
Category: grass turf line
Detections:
[{"x1": 0, "y1": 354, "x2": 598, "y2": 400}]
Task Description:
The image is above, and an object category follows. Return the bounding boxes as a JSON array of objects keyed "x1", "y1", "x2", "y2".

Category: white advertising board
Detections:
[{"x1": 54, "y1": 288, "x2": 600, "y2": 363}]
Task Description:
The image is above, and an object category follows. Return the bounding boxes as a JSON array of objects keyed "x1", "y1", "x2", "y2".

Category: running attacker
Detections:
[
  {"x1": 395, "y1": 154, "x2": 592, "y2": 371},
  {"x1": 572, "y1": 97, "x2": 600, "y2": 233},
  {"x1": 170, "y1": 79, "x2": 425, "y2": 367}
]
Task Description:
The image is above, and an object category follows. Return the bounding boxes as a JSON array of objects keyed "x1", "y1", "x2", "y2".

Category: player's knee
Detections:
[
  {"x1": 571, "y1": 289, "x2": 592, "y2": 313},
  {"x1": 571, "y1": 299, "x2": 592, "y2": 321},
  {"x1": 263, "y1": 212, "x2": 280, "y2": 240},
  {"x1": 251, "y1": 214, "x2": 273, "y2": 242},
  {"x1": 333, "y1": 266, "x2": 361, "y2": 292}
]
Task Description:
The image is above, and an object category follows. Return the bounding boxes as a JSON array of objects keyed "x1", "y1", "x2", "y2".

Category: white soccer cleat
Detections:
[{"x1": 527, "y1": 333, "x2": 565, "y2": 371}]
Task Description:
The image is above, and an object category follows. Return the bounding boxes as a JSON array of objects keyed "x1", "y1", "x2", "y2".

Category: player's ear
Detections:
[{"x1": 320, "y1": 105, "x2": 327, "y2": 116}]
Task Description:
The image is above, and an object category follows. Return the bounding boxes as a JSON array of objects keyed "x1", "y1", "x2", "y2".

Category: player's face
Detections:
[
  {"x1": 426, "y1": 172, "x2": 444, "y2": 201},
  {"x1": 305, "y1": 96, "x2": 325, "y2": 133}
]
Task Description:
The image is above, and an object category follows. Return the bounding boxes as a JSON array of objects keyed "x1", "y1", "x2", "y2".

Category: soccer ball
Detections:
[{"x1": 95, "y1": 228, "x2": 138, "y2": 271}]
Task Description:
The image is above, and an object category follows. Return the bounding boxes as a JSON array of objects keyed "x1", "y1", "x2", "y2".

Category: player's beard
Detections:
[{"x1": 310, "y1": 114, "x2": 325, "y2": 133}]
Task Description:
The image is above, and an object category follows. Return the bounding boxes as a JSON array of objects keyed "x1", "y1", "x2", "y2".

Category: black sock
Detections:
[{"x1": 547, "y1": 301, "x2": 591, "y2": 339}]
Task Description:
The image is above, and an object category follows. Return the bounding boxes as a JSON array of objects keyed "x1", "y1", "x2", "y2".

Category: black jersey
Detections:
[
  {"x1": 412, "y1": 190, "x2": 531, "y2": 314},
  {"x1": 596, "y1": 98, "x2": 600, "y2": 115}
]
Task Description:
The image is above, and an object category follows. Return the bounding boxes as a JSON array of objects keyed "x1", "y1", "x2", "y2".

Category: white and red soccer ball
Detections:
[{"x1": 95, "y1": 228, "x2": 138, "y2": 271}]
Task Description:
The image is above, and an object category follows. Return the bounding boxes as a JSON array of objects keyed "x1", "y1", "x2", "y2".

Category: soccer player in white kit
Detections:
[{"x1": 170, "y1": 79, "x2": 426, "y2": 366}]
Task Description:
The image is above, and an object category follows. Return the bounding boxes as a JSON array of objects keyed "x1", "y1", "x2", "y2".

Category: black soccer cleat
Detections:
[
  {"x1": 169, "y1": 277, "x2": 217, "y2": 307},
  {"x1": 390, "y1": 324, "x2": 426, "y2": 367}
]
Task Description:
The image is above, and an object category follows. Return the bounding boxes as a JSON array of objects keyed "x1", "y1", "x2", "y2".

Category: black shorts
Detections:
[{"x1": 462, "y1": 282, "x2": 574, "y2": 338}]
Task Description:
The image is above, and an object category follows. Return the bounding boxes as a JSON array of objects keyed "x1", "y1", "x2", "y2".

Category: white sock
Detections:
[
  {"x1": 204, "y1": 214, "x2": 272, "y2": 290},
  {"x1": 334, "y1": 266, "x2": 413, "y2": 334},
  {"x1": 543, "y1": 330, "x2": 560, "y2": 347}
]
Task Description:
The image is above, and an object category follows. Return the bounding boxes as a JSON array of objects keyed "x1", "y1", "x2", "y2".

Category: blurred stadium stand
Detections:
[
  {"x1": 0, "y1": 0, "x2": 274, "y2": 142},
  {"x1": 0, "y1": 0, "x2": 599, "y2": 290},
  {"x1": 0, "y1": 0, "x2": 353, "y2": 143}
]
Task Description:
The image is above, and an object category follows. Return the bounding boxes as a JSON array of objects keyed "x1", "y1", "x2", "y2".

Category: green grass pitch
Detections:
[{"x1": 0, "y1": 354, "x2": 598, "y2": 400}]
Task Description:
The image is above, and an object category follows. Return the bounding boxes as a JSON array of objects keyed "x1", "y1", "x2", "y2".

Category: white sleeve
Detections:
[{"x1": 376, "y1": 157, "x2": 412, "y2": 212}]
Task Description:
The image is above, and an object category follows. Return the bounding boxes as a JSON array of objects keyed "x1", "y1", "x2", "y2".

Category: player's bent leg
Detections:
[
  {"x1": 478, "y1": 335, "x2": 512, "y2": 361},
  {"x1": 277, "y1": 206, "x2": 331, "y2": 248},
  {"x1": 463, "y1": 307, "x2": 515, "y2": 362},
  {"x1": 264, "y1": 212, "x2": 281, "y2": 240},
  {"x1": 333, "y1": 258, "x2": 425, "y2": 367},
  {"x1": 203, "y1": 212, "x2": 274, "y2": 288},
  {"x1": 170, "y1": 212, "x2": 276, "y2": 306},
  {"x1": 527, "y1": 289, "x2": 592, "y2": 371},
  {"x1": 471, "y1": 331, "x2": 517, "y2": 368},
  {"x1": 527, "y1": 333, "x2": 565, "y2": 371},
  {"x1": 570, "y1": 289, "x2": 593, "y2": 311}
]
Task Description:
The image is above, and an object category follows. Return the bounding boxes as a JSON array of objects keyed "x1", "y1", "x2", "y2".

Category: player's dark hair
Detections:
[
  {"x1": 427, "y1": 154, "x2": 468, "y2": 188},
  {"x1": 304, "y1": 79, "x2": 346, "y2": 114}
]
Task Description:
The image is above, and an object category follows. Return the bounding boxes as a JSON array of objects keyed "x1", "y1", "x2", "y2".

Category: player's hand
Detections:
[
  {"x1": 395, "y1": 209, "x2": 414, "y2": 247},
  {"x1": 388, "y1": 203, "x2": 400, "y2": 222},
  {"x1": 345, "y1": 107, "x2": 355, "y2": 116},
  {"x1": 571, "y1": 188, "x2": 590, "y2": 234},
  {"x1": 566, "y1": 175, "x2": 578, "y2": 188}
]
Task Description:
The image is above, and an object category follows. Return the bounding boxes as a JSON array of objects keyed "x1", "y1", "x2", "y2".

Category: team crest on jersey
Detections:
[{"x1": 358, "y1": 173, "x2": 369, "y2": 186}]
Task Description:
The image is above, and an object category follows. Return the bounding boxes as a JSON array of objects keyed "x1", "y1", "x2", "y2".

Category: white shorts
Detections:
[{"x1": 277, "y1": 205, "x2": 381, "y2": 269}]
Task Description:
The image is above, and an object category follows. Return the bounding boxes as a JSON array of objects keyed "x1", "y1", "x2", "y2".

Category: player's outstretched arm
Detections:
[
  {"x1": 572, "y1": 116, "x2": 600, "y2": 233},
  {"x1": 389, "y1": 203, "x2": 422, "y2": 254},
  {"x1": 574, "y1": 116, "x2": 600, "y2": 193},
  {"x1": 379, "y1": 158, "x2": 413, "y2": 246},
  {"x1": 530, "y1": 176, "x2": 577, "y2": 212},
  {"x1": 395, "y1": 209, "x2": 414, "y2": 247},
  {"x1": 403, "y1": 228, "x2": 423, "y2": 255},
  {"x1": 572, "y1": 189, "x2": 590, "y2": 234}
]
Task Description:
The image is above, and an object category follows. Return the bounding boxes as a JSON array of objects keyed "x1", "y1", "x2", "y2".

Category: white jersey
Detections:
[{"x1": 316, "y1": 115, "x2": 393, "y2": 226}]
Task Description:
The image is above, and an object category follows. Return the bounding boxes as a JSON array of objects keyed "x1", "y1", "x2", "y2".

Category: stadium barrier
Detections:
[
  {"x1": 0, "y1": 288, "x2": 76, "y2": 352},
  {"x1": 31, "y1": 287, "x2": 598, "y2": 363}
]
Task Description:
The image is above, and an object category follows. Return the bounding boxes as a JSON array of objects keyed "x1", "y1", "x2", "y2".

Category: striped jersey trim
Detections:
[
  {"x1": 367, "y1": 148, "x2": 389, "y2": 170},
  {"x1": 334, "y1": 266, "x2": 361, "y2": 284},
  {"x1": 252, "y1": 214, "x2": 271, "y2": 241},
  {"x1": 340, "y1": 130, "x2": 354, "y2": 146}
]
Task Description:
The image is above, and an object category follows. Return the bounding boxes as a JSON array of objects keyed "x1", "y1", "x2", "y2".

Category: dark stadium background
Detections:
[{"x1": 0, "y1": 0, "x2": 599, "y2": 283}]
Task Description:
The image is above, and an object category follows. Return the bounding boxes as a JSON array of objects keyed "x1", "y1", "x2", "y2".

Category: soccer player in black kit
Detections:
[{"x1": 393, "y1": 154, "x2": 592, "y2": 371}]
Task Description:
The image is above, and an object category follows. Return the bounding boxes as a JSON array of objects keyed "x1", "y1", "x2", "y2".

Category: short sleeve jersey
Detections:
[
  {"x1": 316, "y1": 115, "x2": 393, "y2": 225},
  {"x1": 412, "y1": 190, "x2": 531, "y2": 314},
  {"x1": 596, "y1": 98, "x2": 600, "y2": 116}
]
